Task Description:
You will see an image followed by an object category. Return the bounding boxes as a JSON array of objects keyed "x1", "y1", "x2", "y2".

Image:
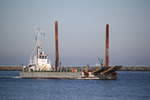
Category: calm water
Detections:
[{"x1": 0, "y1": 71, "x2": 150, "y2": 100}]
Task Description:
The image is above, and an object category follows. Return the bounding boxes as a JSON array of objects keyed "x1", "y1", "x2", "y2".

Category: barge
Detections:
[
  {"x1": 20, "y1": 22, "x2": 120, "y2": 80},
  {"x1": 20, "y1": 66, "x2": 120, "y2": 80}
]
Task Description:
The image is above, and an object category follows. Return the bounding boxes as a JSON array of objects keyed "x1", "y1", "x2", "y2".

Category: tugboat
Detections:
[{"x1": 23, "y1": 29, "x2": 52, "y2": 72}]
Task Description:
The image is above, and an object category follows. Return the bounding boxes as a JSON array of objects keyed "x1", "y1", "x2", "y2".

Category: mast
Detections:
[
  {"x1": 35, "y1": 30, "x2": 40, "y2": 69},
  {"x1": 35, "y1": 29, "x2": 42, "y2": 68}
]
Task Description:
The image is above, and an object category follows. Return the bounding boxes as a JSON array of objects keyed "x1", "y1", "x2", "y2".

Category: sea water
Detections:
[{"x1": 0, "y1": 71, "x2": 150, "y2": 100}]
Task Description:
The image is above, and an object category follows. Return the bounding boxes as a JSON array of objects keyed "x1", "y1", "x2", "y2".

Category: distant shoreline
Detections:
[
  {"x1": 0, "y1": 66, "x2": 150, "y2": 71},
  {"x1": 0, "y1": 66, "x2": 22, "y2": 71}
]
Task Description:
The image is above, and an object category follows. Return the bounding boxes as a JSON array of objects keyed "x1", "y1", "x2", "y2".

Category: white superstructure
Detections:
[{"x1": 24, "y1": 28, "x2": 52, "y2": 71}]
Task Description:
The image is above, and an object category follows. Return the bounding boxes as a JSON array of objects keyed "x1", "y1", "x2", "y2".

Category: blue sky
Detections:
[{"x1": 0, "y1": 0, "x2": 150, "y2": 66}]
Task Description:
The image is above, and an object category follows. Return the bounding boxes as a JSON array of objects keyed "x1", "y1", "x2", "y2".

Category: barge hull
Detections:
[
  {"x1": 20, "y1": 72, "x2": 82, "y2": 79},
  {"x1": 20, "y1": 72, "x2": 117, "y2": 80}
]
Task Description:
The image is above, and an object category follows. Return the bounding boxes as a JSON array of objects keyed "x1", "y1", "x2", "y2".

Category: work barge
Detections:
[{"x1": 20, "y1": 21, "x2": 120, "y2": 80}]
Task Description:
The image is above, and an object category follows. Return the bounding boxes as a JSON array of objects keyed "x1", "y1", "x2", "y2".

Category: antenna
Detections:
[{"x1": 29, "y1": 28, "x2": 46, "y2": 67}]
